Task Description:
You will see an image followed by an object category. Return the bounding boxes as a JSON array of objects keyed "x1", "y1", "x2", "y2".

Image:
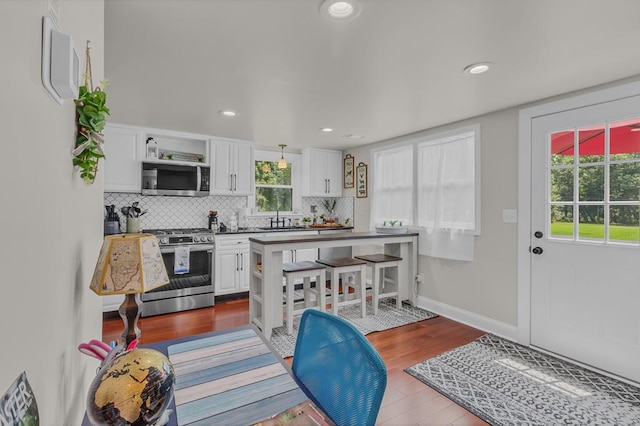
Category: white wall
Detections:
[
  {"x1": 0, "y1": 1, "x2": 104, "y2": 423},
  {"x1": 345, "y1": 108, "x2": 519, "y2": 327}
]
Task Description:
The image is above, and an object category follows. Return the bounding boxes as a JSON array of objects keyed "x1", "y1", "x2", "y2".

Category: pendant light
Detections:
[{"x1": 277, "y1": 144, "x2": 288, "y2": 169}]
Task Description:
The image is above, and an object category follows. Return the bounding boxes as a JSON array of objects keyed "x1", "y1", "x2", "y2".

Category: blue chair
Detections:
[{"x1": 292, "y1": 309, "x2": 387, "y2": 426}]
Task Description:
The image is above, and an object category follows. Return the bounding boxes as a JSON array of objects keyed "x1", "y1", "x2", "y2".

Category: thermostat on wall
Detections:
[{"x1": 42, "y1": 16, "x2": 79, "y2": 104}]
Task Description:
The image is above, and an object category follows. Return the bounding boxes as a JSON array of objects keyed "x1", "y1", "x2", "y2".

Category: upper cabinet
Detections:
[
  {"x1": 143, "y1": 130, "x2": 210, "y2": 166},
  {"x1": 103, "y1": 124, "x2": 212, "y2": 193},
  {"x1": 103, "y1": 124, "x2": 145, "y2": 192},
  {"x1": 302, "y1": 148, "x2": 343, "y2": 197},
  {"x1": 211, "y1": 139, "x2": 254, "y2": 195}
]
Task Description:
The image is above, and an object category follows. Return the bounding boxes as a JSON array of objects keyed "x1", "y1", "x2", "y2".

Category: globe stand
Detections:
[{"x1": 118, "y1": 294, "x2": 142, "y2": 346}]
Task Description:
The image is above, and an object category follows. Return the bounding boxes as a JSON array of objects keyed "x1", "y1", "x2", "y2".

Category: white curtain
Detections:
[
  {"x1": 371, "y1": 145, "x2": 414, "y2": 228},
  {"x1": 417, "y1": 132, "x2": 476, "y2": 261}
]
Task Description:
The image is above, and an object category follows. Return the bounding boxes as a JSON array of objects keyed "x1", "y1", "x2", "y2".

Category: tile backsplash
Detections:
[{"x1": 103, "y1": 193, "x2": 354, "y2": 231}]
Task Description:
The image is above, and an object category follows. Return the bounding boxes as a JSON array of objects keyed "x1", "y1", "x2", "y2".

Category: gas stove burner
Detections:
[{"x1": 144, "y1": 228, "x2": 214, "y2": 245}]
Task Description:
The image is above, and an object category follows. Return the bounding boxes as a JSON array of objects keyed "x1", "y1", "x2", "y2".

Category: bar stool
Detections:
[
  {"x1": 354, "y1": 254, "x2": 402, "y2": 315},
  {"x1": 282, "y1": 261, "x2": 327, "y2": 335},
  {"x1": 316, "y1": 257, "x2": 367, "y2": 318}
]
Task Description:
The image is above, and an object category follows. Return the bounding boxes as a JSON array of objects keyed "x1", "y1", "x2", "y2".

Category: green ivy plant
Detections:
[{"x1": 73, "y1": 80, "x2": 110, "y2": 184}]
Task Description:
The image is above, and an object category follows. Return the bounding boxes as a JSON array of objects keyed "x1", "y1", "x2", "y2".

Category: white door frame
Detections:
[{"x1": 517, "y1": 78, "x2": 640, "y2": 345}]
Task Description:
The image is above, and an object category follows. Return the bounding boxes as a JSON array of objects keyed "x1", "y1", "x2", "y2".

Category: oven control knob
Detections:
[
  {"x1": 160, "y1": 237, "x2": 168, "y2": 245},
  {"x1": 207, "y1": 235, "x2": 214, "y2": 242},
  {"x1": 194, "y1": 236, "x2": 201, "y2": 242}
]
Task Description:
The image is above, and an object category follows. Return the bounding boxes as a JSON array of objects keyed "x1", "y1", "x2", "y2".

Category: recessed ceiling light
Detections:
[
  {"x1": 463, "y1": 62, "x2": 492, "y2": 75},
  {"x1": 219, "y1": 110, "x2": 236, "y2": 117},
  {"x1": 320, "y1": 0, "x2": 361, "y2": 21},
  {"x1": 321, "y1": 127, "x2": 333, "y2": 132}
]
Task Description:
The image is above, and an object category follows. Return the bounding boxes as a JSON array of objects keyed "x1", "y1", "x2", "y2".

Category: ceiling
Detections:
[{"x1": 104, "y1": 0, "x2": 640, "y2": 151}]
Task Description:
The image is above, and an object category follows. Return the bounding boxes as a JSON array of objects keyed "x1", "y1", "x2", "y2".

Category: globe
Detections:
[{"x1": 86, "y1": 348, "x2": 175, "y2": 425}]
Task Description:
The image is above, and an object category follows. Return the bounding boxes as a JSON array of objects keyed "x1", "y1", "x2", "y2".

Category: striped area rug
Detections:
[{"x1": 167, "y1": 328, "x2": 308, "y2": 425}]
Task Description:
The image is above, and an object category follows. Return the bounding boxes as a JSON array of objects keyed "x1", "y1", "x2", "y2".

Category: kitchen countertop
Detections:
[
  {"x1": 248, "y1": 230, "x2": 417, "y2": 245},
  {"x1": 215, "y1": 226, "x2": 353, "y2": 235}
]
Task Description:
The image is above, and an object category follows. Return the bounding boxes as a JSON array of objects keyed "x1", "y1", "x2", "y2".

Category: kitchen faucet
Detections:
[{"x1": 271, "y1": 210, "x2": 285, "y2": 228}]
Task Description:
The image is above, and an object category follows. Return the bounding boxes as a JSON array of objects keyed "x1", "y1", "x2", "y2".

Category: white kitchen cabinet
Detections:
[
  {"x1": 302, "y1": 148, "x2": 343, "y2": 196},
  {"x1": 211, "y1": 139, "x2": 254, "y2": 195},
  {"x1": 283, "y1": 231, "x2": 318, "y2": 263},
  {"x1": 214, "y1": 235, "x2": 252, "y2": 295},
  {"x1": 103, "y1": 124, "x2": 145, "y2": 192}
]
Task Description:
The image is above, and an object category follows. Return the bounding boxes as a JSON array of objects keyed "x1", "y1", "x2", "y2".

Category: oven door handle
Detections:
[{"x1": 160, "y1": 244, "x2": 215, "y2": 254}]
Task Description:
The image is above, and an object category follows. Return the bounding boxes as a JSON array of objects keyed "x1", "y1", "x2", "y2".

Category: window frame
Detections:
[
  {"x1": 370, "y1": 123, "x2": 481, "y2": 235},
  {"x1": 251, "y1": 149, "x2": 302, "y2": 214},
  {"x1": 417, "y1": 124, "x2": 482, "y2": 235}
]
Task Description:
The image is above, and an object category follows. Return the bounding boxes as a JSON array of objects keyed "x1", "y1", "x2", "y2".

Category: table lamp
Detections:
[{"x1": 89, "y1": 233, "x2": 170, "y2": 345}]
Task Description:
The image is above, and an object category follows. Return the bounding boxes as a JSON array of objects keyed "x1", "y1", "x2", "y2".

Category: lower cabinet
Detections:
[{"x1": 214, "y1": 235, "x2": 252, "y2": 296}]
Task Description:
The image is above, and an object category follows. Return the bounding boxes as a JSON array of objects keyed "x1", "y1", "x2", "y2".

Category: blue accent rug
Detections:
[{"x1": 405, "y1": 334, "x2": 640, "y2": 425}]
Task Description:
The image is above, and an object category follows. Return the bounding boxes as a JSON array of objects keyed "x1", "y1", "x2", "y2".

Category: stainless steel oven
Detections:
[{"x1": 141, "y1": 228, "x2": 215, "y2": 316}]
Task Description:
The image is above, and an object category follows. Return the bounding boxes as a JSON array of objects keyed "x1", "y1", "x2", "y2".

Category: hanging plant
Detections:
[{"x1": 73, "y1": 41, "x2": 110, "y2": 184}]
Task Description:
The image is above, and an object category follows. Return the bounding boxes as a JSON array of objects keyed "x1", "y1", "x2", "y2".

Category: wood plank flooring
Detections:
[{"x1": 103, "y1": 299, "x2": 489, "y2": 426}]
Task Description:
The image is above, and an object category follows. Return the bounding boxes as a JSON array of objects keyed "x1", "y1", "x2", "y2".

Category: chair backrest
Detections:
[{"x1": 292, "y1": 309, "x2": 387, "y2": 426}]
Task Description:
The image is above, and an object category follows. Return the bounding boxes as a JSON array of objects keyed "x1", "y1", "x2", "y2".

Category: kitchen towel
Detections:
[{"x1": 174, "y1": 246, "x2": 190, "y2": 274}]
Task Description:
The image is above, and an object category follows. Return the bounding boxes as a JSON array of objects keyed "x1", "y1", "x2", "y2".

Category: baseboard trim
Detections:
[{"x1": 417, "y1": 295, "x2": 519, "y2": 342}]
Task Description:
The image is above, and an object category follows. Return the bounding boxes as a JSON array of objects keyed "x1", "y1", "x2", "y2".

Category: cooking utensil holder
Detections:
[{"x1": 126, "y1": 217, "x2": 141, "y2": 233}]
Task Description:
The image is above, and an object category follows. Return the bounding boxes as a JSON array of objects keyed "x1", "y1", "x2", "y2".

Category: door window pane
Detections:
[
  {"x1": 610, "y1": 119, "x2": 640, "y2": 161},
  {"x1": 550, "y1": 205, "x2": 574, "y2": 238},
  {"x1": 578, "y1": 125, "x2": 605, "y2": 164},
  {"x1": 550, "y1": 168, "x2": 574, "y2": 202},
  {"x1": 578, "y1": 205, "x2": 604, "y2": 241},
  {"x1": 578, "y1": 166, "x2": 604, "y2": 201},
  {"x1": 550, "y1": 130, "x2": 575, "y2": 165},
  {"x1": 609, "y1": 205, "x2": 640, "y2": 243}
]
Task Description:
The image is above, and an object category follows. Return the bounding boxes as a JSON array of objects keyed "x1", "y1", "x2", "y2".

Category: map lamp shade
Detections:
[{"x1": 89, "y1": 233, "x2": 170, "y2": 345}]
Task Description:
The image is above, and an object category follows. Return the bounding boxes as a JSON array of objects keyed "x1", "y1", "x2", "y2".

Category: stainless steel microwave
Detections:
[{"x1": 141, "y1": 162, "x2": 210, "y2": 197}]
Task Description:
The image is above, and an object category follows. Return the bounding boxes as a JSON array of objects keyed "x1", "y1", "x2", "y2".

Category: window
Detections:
[
  {"x1": 417, "y1": 126, "x2": 480, "y2": 234},
  {"x1": 371, "y1": 145, "x2": 414, "y2": 226},
  {"x1": 370, "y1": 124, "x2": 480, "y2": 261},
  {"x1": 253, "y1": 150, "x2": 300, "y2": 213}
]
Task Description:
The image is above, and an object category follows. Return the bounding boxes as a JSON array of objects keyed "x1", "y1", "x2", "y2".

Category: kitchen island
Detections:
[{"x1": 249, "y1": 231, "x2": 419, "y2": 339}]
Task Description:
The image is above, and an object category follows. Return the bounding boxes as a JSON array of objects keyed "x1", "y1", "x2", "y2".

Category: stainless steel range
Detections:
[{"x1": 141, "y1": 228, "x2": 214, "y2": 317}]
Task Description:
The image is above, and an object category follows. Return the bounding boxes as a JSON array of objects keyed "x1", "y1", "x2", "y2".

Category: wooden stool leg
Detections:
[
  {"x1": 332, "y1": 269, "x2": 340, "y2": 315},
  {"x1": 286, "y1": 274, "x2": 294, "y2": 335},
  {"x1": 318, "y1": 269, "x2": 326, "y2": 312},
  {"x1": 359, "y1": 265, "x2": 367, "y2": 318},
  {"x1": 372, "y1": 263, "x2": 381, "y2": 315},
  {"x1": 303, "y1": 276, "x2": 312, "y2": 308}
]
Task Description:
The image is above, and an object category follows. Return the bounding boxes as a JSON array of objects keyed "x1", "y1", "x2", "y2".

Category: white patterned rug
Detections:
[
  {"x1": 270, "y1": 299, "x2": 436, "y2": 358},
  {"x1": 405, "y1": 334, "x2": 640, "y2": 426}
]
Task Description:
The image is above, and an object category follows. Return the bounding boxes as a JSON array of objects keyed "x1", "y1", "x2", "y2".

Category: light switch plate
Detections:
[{"x1": 502, "y1": 209, "x2": 518, "y2": 224}]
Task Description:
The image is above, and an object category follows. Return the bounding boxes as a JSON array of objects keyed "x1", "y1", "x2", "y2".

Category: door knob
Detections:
[
  {"x1": 532, "y1": 247, "x2": 543, "y2": 255},
  {"x1": 534, "y1": 231, "x2": 543, "y2": 238}
]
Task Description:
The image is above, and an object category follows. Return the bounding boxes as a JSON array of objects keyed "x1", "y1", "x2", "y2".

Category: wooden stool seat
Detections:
[
  {"x1": 316, "y1": 257, "x2": 367, "y2": 318},
  {"x1": 283, "y1": 261, "x2": 326, "y2": 335},
  {"x1": 354, "y1": 254, "x2": 403, "y2": 315}
]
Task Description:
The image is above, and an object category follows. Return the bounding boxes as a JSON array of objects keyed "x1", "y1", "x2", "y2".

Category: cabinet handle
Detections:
[
  {"x1": 240, "y1": 253, "x2": 244, "y2": 270},
  {"x1": 229, "y1": 174, "x2": 233, "y2": 191},
  {"x1": 327, "y1": 179, "x2": 331, "y2": 193},
  {"x1": 233, "y1": 174, "x2": 237, "y2": 191},
  {"x1": 236, "y1": 253, "x2": 239, "y2": 270}
]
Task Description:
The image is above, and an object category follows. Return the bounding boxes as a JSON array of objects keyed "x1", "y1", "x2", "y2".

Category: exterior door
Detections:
[{"x1": 530, "y1": 95, "x2": 640, "y2": 383}]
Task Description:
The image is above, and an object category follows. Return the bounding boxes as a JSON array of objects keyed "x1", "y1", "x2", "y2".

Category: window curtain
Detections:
[
  {"x1": 371, "y1": 145, "x2": 414, "y2": 228},
  {"x1": 417, "y1": 132, "x2": 475, "y2": 261}
]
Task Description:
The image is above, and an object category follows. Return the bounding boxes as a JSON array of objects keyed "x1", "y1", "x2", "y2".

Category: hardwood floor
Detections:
[{"x1": 103, "y1": 299, "x2": 489, "y2": 426}]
